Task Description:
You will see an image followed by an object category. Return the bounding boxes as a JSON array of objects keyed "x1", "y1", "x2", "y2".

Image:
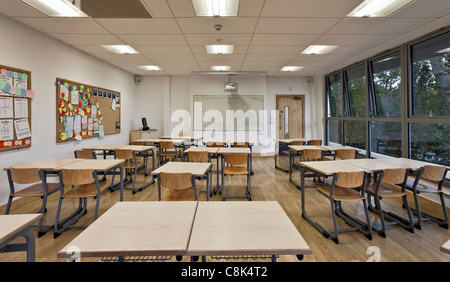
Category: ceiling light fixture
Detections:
[
  {"x1": 20, "y1": 0, "x2": 88, "y2": 17},
  {"x1": 205, "y1": 45, "x2": 234, "y2": 54},
  {"x1": 192, "y1": 0, "x2": 239, "y2": 17},
  {"x1": 138, "y1": 66, "x2": 161, "y2": 71},
  {"x1": 102, "y1": 45, "x2": 139, "y2": 54},
  {"x1": 281, "y1": 66, "x2": 304, "y2": 72},
  {"x1": 211, "y1": 66, "x2": 231, "y2": 71},
  {"x1": 301, "y1": 45, "x2": 339, "y2": 55},
  {"x1": 347, "y1": 0, "x2": 415, "y2": 18}
]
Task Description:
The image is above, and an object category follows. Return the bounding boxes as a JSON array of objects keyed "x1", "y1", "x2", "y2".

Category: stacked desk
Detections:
[{"x1": 57, "y1": 201, "x2": 312, "y2": 262}]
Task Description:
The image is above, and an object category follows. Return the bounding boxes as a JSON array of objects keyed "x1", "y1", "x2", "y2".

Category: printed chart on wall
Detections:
[
  {"x1": 56, "y1": 78, "x2": 121, "y2": 143},
  {"x1": 0, "y1": 64, "x2": 33, "y2": 153}
]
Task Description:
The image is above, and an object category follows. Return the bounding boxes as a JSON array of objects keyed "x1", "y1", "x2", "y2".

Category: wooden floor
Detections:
[{"x1": 0, "y1": 156, "x2": 449, "y2": 262}]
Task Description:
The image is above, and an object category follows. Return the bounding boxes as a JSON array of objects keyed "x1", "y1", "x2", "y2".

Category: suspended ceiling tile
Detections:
[
  {"x1": 15, "y1": 18, "x2": 110, "y2": 34},
  {"x1": 250, "y1": 34, "x2": 321, "y2": 46},
  {"x1": 0, "y1": 0, "x2": 46, "y2": 17},
  {"x1": 260, "y1": 0, "x2": 362, "y2": 18},
  {"x1": 256, "y1": 18, "x2": 342, "y2": 34},
  {"x1": 247, "y1": 45, "x2": 304, "y2": 55},
  {"x1": 314, "y1": 34, "x2": 400, "y2": 46},
  {"x1": 184, "y1": 33, "x2": 253, "y2": 45},
  {"x1": 133, "y1": 45, "x2": 193, "y2": 54},
  {"x1": 49, "y1": 33, "x2": 124, "y2": 45},
  {"x1": 117, "y1": 34, "x2": 188, "y2": 46},
  {"x1": 141, "y1": 0, "x2": 173, "y2": 18},
  {"x1": 95, "y1": 18, "x2": 181, "y2": 34},
  {"x1": 177, "y1": 18, "x2": 259, "y2": 34},
  {"x1": 166, "y1": 0, "x2": 196, "y2": 18}
]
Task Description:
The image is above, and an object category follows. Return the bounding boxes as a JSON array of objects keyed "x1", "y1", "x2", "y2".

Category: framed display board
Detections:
[
  {"x1": 0, "y1": 64, "x2": 33, "y2": 152},
  {"x1": 56, "y1": 78, "x2": 121, "y2": 143}
]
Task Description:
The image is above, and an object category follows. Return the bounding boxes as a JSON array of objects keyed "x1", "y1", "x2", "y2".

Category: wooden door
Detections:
[{"x1": 276, "y1": 95, "x2": 305, "y2": 139}]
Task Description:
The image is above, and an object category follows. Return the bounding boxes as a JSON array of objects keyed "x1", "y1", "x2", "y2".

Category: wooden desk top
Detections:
[
  {"x1": 288, "y1": 145, "x2": 324, "y2": 152},
  {"x1": 341, "y1": 159, "x2": 404, "y2": 172},
  {"x1": 60, "y1": 159, "x2": 125, "y2": 171},
  {"x1": 57, "y1": 201, "x2": 198, "y2": 258},
  {"x1": 118, "y1": 145, "x2": 156, "y2": 151},
  {"x1": 275, "y1": 138, "x2": 308, "y2": 143},
  {"x1": 184, "y1": 147, "x2": 219, "y2": 154},
  {"x1": 134, "y1": 138, "x2": 185, "y2": 144},
  {"x1": 375, "y1": 157, "x2": 446, "y2": 171},
  {"x1": 217, "y1": 147, "x2": 251, "y2": 154},
  {"x1": 83, "y1": 144, "x2": 125, "y2": 150},
  {"x1": 151, "y1": 162, "x2": 211, "y2": 176},
  {"x1": 319, "y1": 145, "x2": 357, "y2": 151},
  {"x1": 187, "y1": 201, "x2": 312, "y2": 257},
  {"x1": 5, "y1": 158, "x2": 81, "y2": 170},
  {"x1": 0, "y1": 214, "x2": 42, "y2": 245},
  {"x1": 441, "y1": 239, "x2": 450, "y2": 255},
  {"x1": 299, "y1": 160, "x2": 367, "y2": 176}
]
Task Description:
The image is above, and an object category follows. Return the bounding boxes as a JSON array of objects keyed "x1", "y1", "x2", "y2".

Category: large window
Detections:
[
  {"x1": 345, "y1": 121, "x2": 366, "y2": 150},
  {"x1": 370, "y1": 52, "x2": 402, "y2": 117},
  {"x1": 326, "y1": 73, "x2": 342, "y2": 117},
  {"x1": 410, "y1": 123, "x2": 449, "y2": 166},
  {"x1": 370, "y1": 122, "x2": 402, "y2": 157},
  {"x1": 411, "y1": 31, "x2": 450, "y2": 117},
  {"x1": 345, "y1": 64, "x2": 366, "y2": 118},
  {"x1": 328, "y1": 119, "x2": 342, "y2": 145}
]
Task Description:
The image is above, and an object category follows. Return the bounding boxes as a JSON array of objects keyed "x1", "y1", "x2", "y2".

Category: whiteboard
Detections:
[{"x1": 193, "y1": 95, "x2": 264, "y2": 131}]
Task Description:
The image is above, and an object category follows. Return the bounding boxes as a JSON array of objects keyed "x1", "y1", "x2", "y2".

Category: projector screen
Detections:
[{"x1": 193, "y1": 95, "x2": 264, "y2": 131}]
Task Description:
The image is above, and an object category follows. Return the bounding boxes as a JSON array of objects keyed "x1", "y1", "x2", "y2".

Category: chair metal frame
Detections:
[
  {"x1": 221, "y1": 154, "x2": 252, "y2": 201},
  {"x1": 115, "y1": 149, "x2": 146, "y2": 194}
]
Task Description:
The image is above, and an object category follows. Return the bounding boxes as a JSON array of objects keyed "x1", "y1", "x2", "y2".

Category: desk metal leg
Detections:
[
  {"x1": 289, "y1": 150, "x2": 301, "y2": 189},
  {"x1": 0, "y1": 228, "x2": 36, "y2": 262}
]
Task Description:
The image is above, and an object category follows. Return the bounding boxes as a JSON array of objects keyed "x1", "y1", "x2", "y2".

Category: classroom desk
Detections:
[
  {"x1": 0, "y1": 214, "x2": 42, "y2": 262},
  {"x1": 274, "y1": 138, "x2": 309, "y2": 172},
  {"x1": 187, "y1": 201, "x2": 312, "y2": 262},
  {"x1": 375, "y1": 157, "x2": 443, "y2": 171},
  {"x1": 117, "y1": 144, "x2": 156, "y2": 180},
  {"x1": 288, "y1": 145, "x2": 326, "y2": 189},
  {"x1": 151, "y1": 162, "x2": 212, "y2": 201},
  {"x1": 184, "y1": 147, "x2": 219, "y2": 196},
  {"x1": 83, "y1": 144, "x2": 125, "y2": 159},
  {"x1": 57, "y1": 201, "x2": 198, "y2": 261},
  {"x1": 441, "y1": 239, "x2": 450, "y2": 255}
]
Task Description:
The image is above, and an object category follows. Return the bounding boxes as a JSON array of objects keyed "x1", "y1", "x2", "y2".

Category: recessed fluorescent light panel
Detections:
[
  {"x1": 20, "y1": 0, "x2": 88, "y2": 17},
  {"x1": 102, "y1": 45, "x2": 139, "y2": 54},
  {"x1": 347, "y1": 0, "x2": 415, "y2": 18},
  {"x1": 205, "y1": 45, "x2": 234, "y2": 54},
  {"x1": 301, "y1": 45, "x2": 339, "y2": 55},
  {"x1": 281, "y1": 66, "x2": 304, "y2": 72},
  {"x1": 192, "y1": 0, "x2": 239, "y2": 17},
  {"x1": 211, "y1": 66, "x2": 231, "y2": 71},
  {"x1": 138, "y1": 66, "x2": 161, "y2": 71}
]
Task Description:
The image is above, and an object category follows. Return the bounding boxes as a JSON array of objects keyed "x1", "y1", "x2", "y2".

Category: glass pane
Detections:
[
  {"x1": 328, "y1": 119, "x2": 343, "y2": 145},
  {"x1": 370, "y1": 122, "x2": 402, "y2": 158},
  {"x1": 345, "y1": 64, "x2": 366, "y2": 117},
  {"x1": 410, "y1": 123, "x2": 450, "y2": 166},
  {"x1": 284, "y1": 106, "x2": 289, "y2": 139},
  {"x1": 327, "y1": 73, "x2": 342, "y2": 117},
  {"x1": 371, "y1": 52, "x2": 402, "y2": 117},
  {"x1": 345, "y1": 120, "x2": 366, "y2": 150},
  {"x1": 411, "y1": 31, "x2": 450, "y2": 117}
]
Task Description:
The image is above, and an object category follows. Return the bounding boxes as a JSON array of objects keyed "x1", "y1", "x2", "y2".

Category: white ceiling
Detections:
[{"x1": 0, "y1": 0, "x2": 449, "y2": 77}]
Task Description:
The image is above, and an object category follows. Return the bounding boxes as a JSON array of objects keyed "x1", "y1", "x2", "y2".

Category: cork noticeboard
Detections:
[
  {"x1": 56, "y1": 78, "x2": 121, "y2": 143},
  {"x1": 0, "y1": 64, "x2": 33, "y2": 153}
]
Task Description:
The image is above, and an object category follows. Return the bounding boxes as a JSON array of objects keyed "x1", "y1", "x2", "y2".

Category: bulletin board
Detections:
[
  {"x1": 56, "y1": 78, "x2": 121, "y2": 143},
  {"x1": 0, "y1": 64, "x2": 33, "y2": 153}
]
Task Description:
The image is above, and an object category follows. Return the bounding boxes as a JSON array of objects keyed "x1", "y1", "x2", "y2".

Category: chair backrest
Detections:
[
  {"x1": 301, "y1": 149, "x2": 323, "y2": 161},
  {"x1": 9, "y1": 168, "x2": 41, "y2": 184},
  {"x1": 61, "y1": 169, "x2": 95, "y2": 186},
  {"x1": 225, "y1": 154, "x2": 248, "y2": 166},
  {"x1": 74, "y1": 149, "x2": 96, "y2": 159},
  {"x1": 335, "y1": 171, "x2": 365, "y2": 189},
  {"x1": 160, "y1": 141, "x2": 175, "y2": 150},
  {"x1": 115, "y1": 149, "x2": 134, "y2": 160},
  {"x1": 382, "y1": 168, "x2": 407, "y2": 185},
  {"x1": 206, "y1": 142, "x2": 223, "y2": 147},
  {"x1": 309, "y1": 139, "x2": 322, "y2": 145},
  {"x1": 233, "y1": 142, "x2": 249, "y2": 148},
  {"x1": 159, "y1": 172, "x2": 193, "y2": 190},
  {"x1": 421, "y1": 165, "x2": 447, "y2": 182},
  {"x1": 335, "y1": 149, "x2": 357, "y2": 160},
  {"x1": 188, "y1": 151, "x2": 209, "y2": 162},
  {"x1": 291, "y1": 140, "x2": 305, "y2": 145}
]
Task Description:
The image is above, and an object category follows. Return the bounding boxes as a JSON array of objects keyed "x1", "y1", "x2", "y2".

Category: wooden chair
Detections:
[
  {"x1": 157, "y1": 172, "x2": 197, "y2": 201},
  {"x1": 115, "y1": 149, "x2": 146, "y2": 194},
  {"x1": 405, "y1": 165, "x2": 448, "y2": 229},
  {"x1": 297, "y1": 149, "x2": 324, "y2": 186},
  {"x1": 334, "y1": 149, "x2": 357, "y2": 160},
  {"x1": 309, "y1": 139, "x2": 322, "y2": 145},
  {"x1": 316, "y1": 171, "x2": 372, "y2": 244},
  {"x1": 5, "y1": 168, "x2": 63, "y2": 237},
  {"x1": 54, "y1": 169, "x2": 109, "y2": 238},
  {"x1": 232, "y1": 141, "x2": 249, "y2": 148},
  {"x1": 159, "y1": 141, "x2": 178, "y2": 164},
  {"x1": 188, "y1": 151, "x2": 212, "y2": 199},
  {"x1": 74, "y1": 149, "x2": 96, "y2": 159},
  {"x1": 366, "y1": 169, "x2": 414, "y2": 237},
  {"x1": 206, "y1": 141, "x2": 224, "y2": 147},
  {"x1": 282, "y1": 140, "x2": 305, "y2": 155},
  {"x1": 221, "y1": 154, "x2": 251, "y2": 201}
]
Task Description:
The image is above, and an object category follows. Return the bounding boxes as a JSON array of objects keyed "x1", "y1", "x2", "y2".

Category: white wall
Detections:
[{"x1": 0, "y1": 15, "x2": 136, "y2": 205}]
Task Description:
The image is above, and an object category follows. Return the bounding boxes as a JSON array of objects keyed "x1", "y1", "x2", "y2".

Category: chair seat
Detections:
[
  {"x1": 366, "y1": 182, "x2": 405, "y2": 198},
  {"x1": 62, "y1": 182, "x2": 108, "y2": 198},
  {"x1": 406, "y1": 179, "x2": 441, "y2": 194},
  {"x1": 224, "y1": 167, "x2": 249, "y2": 175},
  {"x1": 122, "y1": 160, "x2": 144, "y2": 169},
  {"x1": 317, "y1": 186, "x2": 364, "y2": 201},
  {"x1": 11, "y1": 183, "x2": 61, "y2": 197}
]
